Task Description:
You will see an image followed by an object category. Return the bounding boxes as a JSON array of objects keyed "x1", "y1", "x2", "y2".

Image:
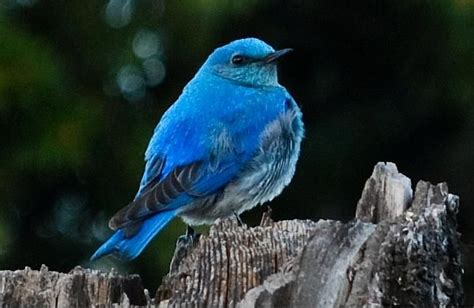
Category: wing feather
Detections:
[{"x1": 109, "y1": 161, "x2": 203, "y2": 230}]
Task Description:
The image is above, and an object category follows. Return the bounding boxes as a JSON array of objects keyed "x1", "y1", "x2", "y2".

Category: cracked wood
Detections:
[{"x1": 0, "y1": 162, "x2": 464, "y2": 307}]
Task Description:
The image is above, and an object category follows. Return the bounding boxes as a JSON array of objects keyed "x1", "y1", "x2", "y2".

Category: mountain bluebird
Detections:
[{"x1": 91, "y1": 38, "x2": 304, "y2": 261}]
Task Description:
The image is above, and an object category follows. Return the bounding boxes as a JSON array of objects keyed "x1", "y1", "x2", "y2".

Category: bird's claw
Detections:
[
  {"x1": 177, "y1": 226, "x2": 201, "y2": 246},
  {"x1": 233, "y1": 211, "x2": 246, "y2": 227},
  {"x1": 171, "y1": 226, "x2": 201, "y2": 272}
]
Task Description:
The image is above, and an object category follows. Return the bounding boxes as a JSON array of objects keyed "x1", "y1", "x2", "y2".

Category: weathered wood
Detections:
[
  {"x1": 0, "y1": 265, "x2": 148, "y2": 307},
  {"x1": 0, "y1": 162, "x2": 464, "y2": 307},
  {"x1": 355, "y1": 162, "x2": 413, "y2": 223},
  {"x1": 157, "y1": 162, "x2": 463, "y2": 307},
  {"x1": 289, "y1": 180, "x2": 462, "y2": 307},
  {"x1": 156, "y1": 215, "x2": 319, "y2": 307}
]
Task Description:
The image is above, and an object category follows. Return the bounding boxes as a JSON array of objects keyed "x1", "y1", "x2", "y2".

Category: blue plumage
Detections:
[
  {"x1": 91, "y1": 38, "x2": 304, "y2": 260},
  {"x1": 90, "y1": 209, "x2": 177, "y2": 261}
]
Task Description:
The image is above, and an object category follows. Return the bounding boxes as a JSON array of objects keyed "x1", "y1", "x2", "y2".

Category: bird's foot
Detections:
[
  {"x1": 171, "y1": 226, "x2": 201, "y2": 273},
  {"x1": 177, "y1": 226, "x2": 201, "y2": 246},
  {"x1": 260, "y1": 205, "x2": 273, "y2": 226},
  {"x1": 233, "y1": 211, "x2": 246, "y2": 228}
]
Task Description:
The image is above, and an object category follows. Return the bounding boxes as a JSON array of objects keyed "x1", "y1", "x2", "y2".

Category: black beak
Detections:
[{"x1": 264, "y1": 48, "x2": 293, "y2": 64}]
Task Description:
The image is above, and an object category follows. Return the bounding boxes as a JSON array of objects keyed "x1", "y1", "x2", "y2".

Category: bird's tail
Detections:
[{"x1": 90, "y1": 209, "x2": 177, "y2": 261}]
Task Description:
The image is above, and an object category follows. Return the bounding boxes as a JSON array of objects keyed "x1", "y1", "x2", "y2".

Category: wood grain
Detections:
[{"x1": 0, "y1": 162, "x2": 464, "y2": 307}]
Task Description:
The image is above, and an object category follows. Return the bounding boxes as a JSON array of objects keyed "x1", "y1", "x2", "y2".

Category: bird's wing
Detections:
[
  {"x1": 108, "y1": 114, "x2": 247, "y2": 232},
  {"x1": 109, "y1": 159, "x2": 240, "y2": 231},
  {"x1": 135, "y1": 155, "x2": 166, "y2": 198}
]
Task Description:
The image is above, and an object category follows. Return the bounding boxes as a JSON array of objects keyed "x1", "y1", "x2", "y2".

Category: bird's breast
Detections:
[
  {"x1": 178, "y1": 93, "x2": 304, "y2": 226},
  {"x1": 230, "y1": 104, "x2": 304, "y2": 211}
]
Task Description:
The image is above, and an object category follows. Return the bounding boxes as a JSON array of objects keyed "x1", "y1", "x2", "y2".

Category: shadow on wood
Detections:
[{"x1": 0, "y1": 162, "x2": 464, "y2": 307}]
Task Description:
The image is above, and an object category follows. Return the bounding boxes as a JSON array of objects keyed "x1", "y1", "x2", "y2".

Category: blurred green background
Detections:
[{"x1": 0, "y1": 0, "x2": 473, "y2": 302}]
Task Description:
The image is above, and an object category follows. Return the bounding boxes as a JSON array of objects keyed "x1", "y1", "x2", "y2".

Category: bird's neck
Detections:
[{"x1": 195, "y1": 66, "x2": 280, "y2": 89}]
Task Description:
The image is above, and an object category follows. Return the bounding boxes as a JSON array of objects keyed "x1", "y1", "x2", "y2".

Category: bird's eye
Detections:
[{"x1": 231, "y1": 55, "x2": 245, "y2": 65}]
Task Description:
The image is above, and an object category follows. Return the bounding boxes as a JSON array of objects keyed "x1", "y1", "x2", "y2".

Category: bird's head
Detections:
[{"x1": 201, "y1": 38, "x2": 292, "y2": 87}]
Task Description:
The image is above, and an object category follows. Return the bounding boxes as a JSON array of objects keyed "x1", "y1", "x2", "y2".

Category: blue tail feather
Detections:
[{"x1": 90, "y1": 209, "x2": 177, "y2": 261}]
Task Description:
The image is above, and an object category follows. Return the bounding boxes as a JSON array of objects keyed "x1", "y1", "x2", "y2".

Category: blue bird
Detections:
[{"x1": 91, "y1": 38, "x2": 304, "y2": 261}]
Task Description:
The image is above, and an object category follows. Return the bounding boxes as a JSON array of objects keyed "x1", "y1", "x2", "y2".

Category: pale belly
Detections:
[{"x1": 178, "y1": 108, "x2": 303, "y2": 226}]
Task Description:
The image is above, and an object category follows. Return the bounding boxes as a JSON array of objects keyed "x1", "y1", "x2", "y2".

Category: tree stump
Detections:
[
  {"x1": 0, "y1": 162, "x2": 464, "y2": 307},
  {"x1": 0, "y1": 265, "x2": 148, "y2": 307}
]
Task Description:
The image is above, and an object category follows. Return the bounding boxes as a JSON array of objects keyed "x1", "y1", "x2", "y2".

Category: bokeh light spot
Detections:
[
  {"x1": 133, "y1": 30, "x2": 162, "y2": 59},
  {"x1": 143, "y1": 57, "x2": 166, "y2": 87},
  {"x1": 105, "y1": 0, "x2": 134, "y2": 29},
  {"x1": 116, "y1": 64, "x2": 146, "y2": 102}
]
